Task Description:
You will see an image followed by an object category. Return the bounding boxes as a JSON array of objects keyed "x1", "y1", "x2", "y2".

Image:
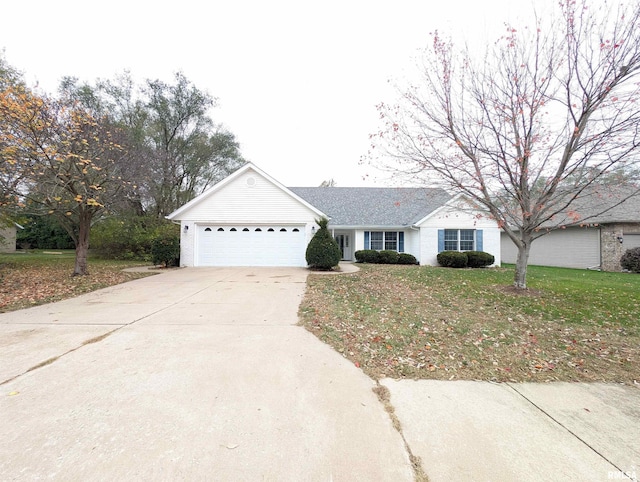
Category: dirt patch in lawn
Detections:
[{"x1": 298, "y1": 264, "x2": 640, "y2": 385}]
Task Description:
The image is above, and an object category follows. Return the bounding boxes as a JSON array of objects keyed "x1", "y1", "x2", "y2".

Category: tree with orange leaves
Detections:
[{"x1": 0, "y1": 75, "x2": 131, "y2": 275}]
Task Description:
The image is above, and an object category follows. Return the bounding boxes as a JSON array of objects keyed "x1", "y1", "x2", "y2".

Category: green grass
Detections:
[
  {"x1": 299, "y1": 264, "x2": 640, "y2": 384},
  {"x1": 410, "y1": 264, "x2": 640, "y2": 326}
]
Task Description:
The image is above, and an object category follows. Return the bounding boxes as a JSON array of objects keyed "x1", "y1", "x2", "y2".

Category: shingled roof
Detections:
[
  {"x1": 549, "y1": 185, "x2": 640, "y2": 226},
  {"x1": 289, "y1": 187, "x2": 453, "y2": 227}
]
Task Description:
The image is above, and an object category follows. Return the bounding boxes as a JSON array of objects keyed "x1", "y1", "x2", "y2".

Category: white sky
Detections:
[{"x1": 1, "y1": 0, "x2": 551, "y2": 187}]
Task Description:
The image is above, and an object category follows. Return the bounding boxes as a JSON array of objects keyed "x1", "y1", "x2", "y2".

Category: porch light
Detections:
[{"x1": 183, "y1": 225, "x2": 189, "y2": 233}]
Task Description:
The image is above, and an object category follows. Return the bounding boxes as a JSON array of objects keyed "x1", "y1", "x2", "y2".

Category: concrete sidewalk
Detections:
[
  {"x1": 382, "y1": 379, "x2": 639, "y2": 481},
  {"x1": 0, "y1": 267, "x2": 412, "y2": 480}
]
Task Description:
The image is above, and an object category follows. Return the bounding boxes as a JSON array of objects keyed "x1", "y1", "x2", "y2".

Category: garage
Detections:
[{"x1": 196, "y1": 225, "x2": 307, "y2": 267}]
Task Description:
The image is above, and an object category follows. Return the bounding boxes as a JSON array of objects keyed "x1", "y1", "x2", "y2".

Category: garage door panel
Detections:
[{"x1": 197, "y1": 225, "x2": 306, "y2": 267}]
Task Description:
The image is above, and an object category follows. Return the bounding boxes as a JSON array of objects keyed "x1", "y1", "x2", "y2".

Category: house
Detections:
[
  {"x1": 501, "y1": 186, "x2": 640, "y2": 271},
  {"x1": 0, "y1": 223, "x2": 20, "y2": 253},
  {"x1": 167, "y1": 163, "x2": 501, "y2": 267}
]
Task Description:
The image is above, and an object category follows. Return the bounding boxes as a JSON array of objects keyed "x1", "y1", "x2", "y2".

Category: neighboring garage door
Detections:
[
  {"x1": 196, "y1": 225, "x2": 306, "y2": 267},
  {"x1": 502, "y1": 227, "x2": 600, "y2": 269}
]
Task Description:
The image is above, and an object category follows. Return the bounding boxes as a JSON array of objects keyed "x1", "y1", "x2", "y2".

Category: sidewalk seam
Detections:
[{"x1": 505, "y1": 382, "x2": 627, "y2": 476}]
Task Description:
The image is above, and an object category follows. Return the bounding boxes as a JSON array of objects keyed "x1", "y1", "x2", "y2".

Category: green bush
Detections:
[
  {"x1": 378, "y1": 250, "x2": 400, "y2": 264},
  {"x1": 151, "y1": 224, "x2": 180, "y2": 267},
  {"x1": 466, "y1": 251, "x2": 495, "y2": 268},
  {"x1": 354, "y1": 249, "x2": 380, "y2": 263},
  {"x1": 91, "y1": 216, "x2": 165, "y2": 260},
  {"x1": 306, "y1": 218, "x2": 341, "y2": 270},
  {"x1": 16, "y1": 215, "x2": 74, "y2": 249},
  {"x1": 397, "y1": 253, "x2": 418, "y2": 265},
  {"x1": 620, "y1": 247, "x2": 640, "y2": 273},
  {"x1": 437, "y1": 250, "x2": 468, "y2": 268}
]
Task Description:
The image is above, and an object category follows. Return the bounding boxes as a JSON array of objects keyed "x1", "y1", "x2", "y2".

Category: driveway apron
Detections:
[{"x1": 0, "y1": 267, "x2": 413, "y2": 481}]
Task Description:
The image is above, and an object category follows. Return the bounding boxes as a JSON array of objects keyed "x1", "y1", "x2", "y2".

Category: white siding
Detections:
[
  {"x1": 501, "y1": 227, "x2": 601, "y2": 269},
  {"x1": 417, "y1": 202, "x2": 501, "y2": 266},
  {"x1": 173, "y1": 168, "x2": 321, "y2": 267},
  {"x1": 175, "y1": 169, "x2": 319, "y2": 223},
  {"x1": 179, "y1": 222, "x2": 195, "y2": 267},
  {"x1": 404, "y1": 229, "x2": 421, "y2": 262}
]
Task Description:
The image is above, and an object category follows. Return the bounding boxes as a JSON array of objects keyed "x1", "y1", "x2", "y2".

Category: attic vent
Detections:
[{"x1": 246, "y1": 176, "x2": 256, "y2": 187}]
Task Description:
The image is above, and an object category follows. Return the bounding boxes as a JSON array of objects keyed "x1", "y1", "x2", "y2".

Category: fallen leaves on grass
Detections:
[
  {"x1": 298, "y1": 265, "x2": 640, "y2": 384},
  {"x1": 0, "y1": 259, "x2": 153, "y2": 312}
]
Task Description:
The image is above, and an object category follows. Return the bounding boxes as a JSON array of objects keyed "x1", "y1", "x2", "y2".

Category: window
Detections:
[
  {"x1": 385, "y1": 232, "x2": 397, "y2": 250},
  {"x1": 443, "y1": 229, "x2": 476, "y2": 251},
  {"x1": 204, "y1": 227, "x2": 212, "y2": 232},
  {"x1": 255, "y1": 228, "x2": 262, "y2": 232},
  {"x1": 365, "y1": 231, "x2": 405, "y2": 252},
  {"x1": 217, "y1": 228, "x2": 224, "y2": 232},
  {"x1": 370, "y1": 232, "x2": 383, "y2": 250}
]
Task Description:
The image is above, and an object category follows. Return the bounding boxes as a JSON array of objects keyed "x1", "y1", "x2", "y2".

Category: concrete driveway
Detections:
[
  {"x1": 1, "y1": 266, "x2": 639, "y2": 481},
  {"x1": 0, "y1": 267, "x2": 412, "y2": 480}
]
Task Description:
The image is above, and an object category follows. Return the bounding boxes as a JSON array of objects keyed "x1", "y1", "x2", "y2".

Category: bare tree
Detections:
[{"x1": 370, "y1": 0, "x2": 640, "y2": 288}]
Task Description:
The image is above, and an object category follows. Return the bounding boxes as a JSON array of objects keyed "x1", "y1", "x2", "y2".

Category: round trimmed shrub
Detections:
[
  {"x1": 620, "y1": 247, "x2": 640, "y2": 273},
  {"x1": 306, "y1": 217, "x2": 341, "y2": 270},
  {"x1": 354, "y1": 249, "x2": 380, "y2": 263},
  {"x1": 466, "y1": 251, "x2": 495, "y2": 268},
  {"x1": 437, "y1": 250, "x2": 468, "y2": 268},
  {"x1": 397, "y1": 253, "x2": 418, "y2": 265},
  {"x1": 378, "y1": 250, "x2": 400, "y2": 264}
]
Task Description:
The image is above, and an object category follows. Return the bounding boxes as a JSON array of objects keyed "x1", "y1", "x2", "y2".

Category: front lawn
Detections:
[
  {"x1": 299, "y1": 264, "x2": 640, "y2": 384},
  {"x1": 0, "y1": 251, "x2": 154, "y2": 312}
]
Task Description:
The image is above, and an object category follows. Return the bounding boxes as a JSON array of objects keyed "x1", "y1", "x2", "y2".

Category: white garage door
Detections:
[{"x1": 196, "y1": 225, "x2": 306, "y2": 267}]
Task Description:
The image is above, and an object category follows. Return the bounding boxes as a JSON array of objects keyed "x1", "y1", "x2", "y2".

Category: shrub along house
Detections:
[{"x1": 167, "y1": 163, "x2": 501, "y2": 267}]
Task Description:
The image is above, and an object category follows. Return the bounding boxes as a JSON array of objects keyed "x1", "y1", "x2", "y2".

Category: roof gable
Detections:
[{"x1": 167, "y1": 163, "x2": 326, "y2": 221}]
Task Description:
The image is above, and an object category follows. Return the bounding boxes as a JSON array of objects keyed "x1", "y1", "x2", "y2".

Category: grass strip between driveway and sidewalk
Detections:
[{"x1": 299, "y1": 264, "x2": 640, "y2": 385}]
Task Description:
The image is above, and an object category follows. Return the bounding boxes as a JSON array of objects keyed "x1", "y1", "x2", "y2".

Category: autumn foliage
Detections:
[{"x1": 0, "y1": 84, "x2": 131, "y2": 275}]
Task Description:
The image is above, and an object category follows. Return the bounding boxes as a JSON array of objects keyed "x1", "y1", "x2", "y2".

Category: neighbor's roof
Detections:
[
  {"x1": 550, "y1": 184, "x2": 640, "y2": 226},
  {"x1": 289, "y1": 187, "x2": 453, "y2": 227}
]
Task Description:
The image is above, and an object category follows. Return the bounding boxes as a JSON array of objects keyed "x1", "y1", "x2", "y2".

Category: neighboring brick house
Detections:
[{"x1": 501, "y1": 186, "x2": 640, "y2": 271}]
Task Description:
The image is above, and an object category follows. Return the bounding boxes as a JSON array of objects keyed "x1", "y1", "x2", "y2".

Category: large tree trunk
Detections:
[
  {"x1": 73, "y1": 213, "x2": 91, "y2": 276},
  {"x1": 514, "y1": 241, "x2": 532, "y2": 289}
]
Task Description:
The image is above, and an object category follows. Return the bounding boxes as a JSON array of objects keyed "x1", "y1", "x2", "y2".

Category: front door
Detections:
[{"x1": 334, "y1": 234, "x2": 350, "y2": 260}]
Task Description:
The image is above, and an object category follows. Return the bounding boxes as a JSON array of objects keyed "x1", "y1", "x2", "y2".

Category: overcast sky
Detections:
[{"x1": 1, "y1": 0, "x2": 552, "y2": 187}]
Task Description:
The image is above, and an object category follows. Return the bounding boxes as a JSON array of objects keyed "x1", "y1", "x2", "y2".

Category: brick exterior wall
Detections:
[{"x1": 600, "y1": 223, "x2": 640, "y2": 271}]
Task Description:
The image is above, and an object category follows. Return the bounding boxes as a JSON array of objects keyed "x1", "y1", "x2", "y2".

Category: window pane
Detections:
[
  {"x1": 384, "y1": 231, "x2": 397, "y2": 250},
  {"x1": 460, "y1": 230, "x2": 474, "y2": 251},
  {"x1": 370, "y1": 231, "x2": 383, "y2": 250},
  {"x1": 444, "y1": 229, "x2": 458, "y2": 250}
]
